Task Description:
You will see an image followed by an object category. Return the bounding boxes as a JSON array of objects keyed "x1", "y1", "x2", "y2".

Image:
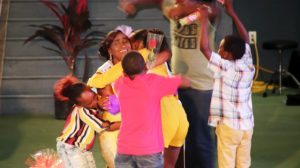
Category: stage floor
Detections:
[{"x1": 0, "y1": 93, "x2": 300, "y2": 168}]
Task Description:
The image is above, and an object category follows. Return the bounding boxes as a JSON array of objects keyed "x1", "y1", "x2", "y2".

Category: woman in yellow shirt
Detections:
[
  {"x1": 91, "y1": 27, "x2": 131, "y2": 168},
  {"x1": 88, "y1": 28, "x2": 188, "y2": 168},
  {"x1": 89, "y1": 26, "x2": 171, "y2": 168}
]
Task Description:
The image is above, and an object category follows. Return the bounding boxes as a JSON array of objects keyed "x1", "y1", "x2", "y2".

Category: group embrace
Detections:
[{"x1": 54, "y1": 0, "x2": 255, "y2": 168}]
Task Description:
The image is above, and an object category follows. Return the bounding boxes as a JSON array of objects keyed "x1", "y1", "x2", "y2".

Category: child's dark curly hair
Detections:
[
  {"x1": 122, "y1": 51, "x2": 146, "y2": 80},
  {"x1": 130, "y1": 29, "x2": 148, "y2": 46},
  {"x1": 223, "y1": 35, "x2": 246, "y2": 60}
]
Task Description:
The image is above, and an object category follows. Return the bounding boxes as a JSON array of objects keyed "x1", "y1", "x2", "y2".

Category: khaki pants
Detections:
[{"x1": 216, "y1": 124, "x2": 253, "y2": 168}]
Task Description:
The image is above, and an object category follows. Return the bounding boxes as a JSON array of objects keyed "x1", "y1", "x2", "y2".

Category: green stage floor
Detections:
[{"x1": 1, "y1": 93, "x2": 300, "y2": 168}]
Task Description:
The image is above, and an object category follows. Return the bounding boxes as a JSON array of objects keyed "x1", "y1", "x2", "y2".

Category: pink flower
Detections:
[
  {"x1": 26, "y1": 149, "x2": 63, "y2": 168},
  {"x1": 149, "y1": 39, "x2": 157, "y2": 49}
]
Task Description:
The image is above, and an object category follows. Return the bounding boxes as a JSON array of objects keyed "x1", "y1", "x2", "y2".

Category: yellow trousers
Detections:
[
  {"x1": 99, "y1": 112, "x2": 121, "y2": 168},
  {"x1": 99, "y1": 130, "x2": 118, "y2": 168},
  {"x1": 216, "y1": 124, "x2": 253, "y2": 168}
]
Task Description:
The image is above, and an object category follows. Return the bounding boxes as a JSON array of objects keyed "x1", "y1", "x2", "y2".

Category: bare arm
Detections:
[
  {"x1": 106, "y1": 121, "x2": 121, "y2": 131},
  {"x1": 152, "y1": 48, "x2": 171, "y2": 68},
  {"x1": 199, "y1": 8, "x2": 212, "y2": 61},
  {"x1": 168, "y1": 1, "x2": 219, "y2": 23},
  {"x1": 178, "y1": 75, "x2": 190, "y2": 88},
  {"x1": 223, "y1": 0, "x2": 249, "y2": 43},
  {"x1": 118, "y1": 0, "x2": 162, "y2": 16}
]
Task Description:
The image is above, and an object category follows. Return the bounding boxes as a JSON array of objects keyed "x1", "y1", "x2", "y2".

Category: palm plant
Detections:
[
  {"x1": 24, "y1": 0, "x2": 104, "y2": 78},
  {"x1": 24, "y1": 0, "x2": 105, "y2": 119}
]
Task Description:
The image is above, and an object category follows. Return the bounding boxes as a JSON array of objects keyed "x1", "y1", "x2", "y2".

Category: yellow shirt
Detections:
[
  {"x1": 57, "y1": 106, "x2": 105, "y2": 150},
  {"x1": 87, "y1": 48, "x2": 188, "y2": 147},
  {"x1": 87, "y1": 48, "x2": 153, "y2": 88}
]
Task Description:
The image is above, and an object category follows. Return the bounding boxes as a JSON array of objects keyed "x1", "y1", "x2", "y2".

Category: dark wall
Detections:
[{"x1": 235, "y1": 0, "x2": 300, "y2": 80}]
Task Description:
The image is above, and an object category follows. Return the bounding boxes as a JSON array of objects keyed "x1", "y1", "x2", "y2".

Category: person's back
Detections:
[
  {"x1": 115, "y1": 73, "x2": 180, "y2": 155},
  {"x1": 114, "y1": 51, "x2": 189, "y2": 168}
]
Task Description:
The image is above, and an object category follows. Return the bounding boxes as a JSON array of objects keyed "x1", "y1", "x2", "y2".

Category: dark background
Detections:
[{"x1": 235, "y1": 0, "x2": 300, "y2": 80}]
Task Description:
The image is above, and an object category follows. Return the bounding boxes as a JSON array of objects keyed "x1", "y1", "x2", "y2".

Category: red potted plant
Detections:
[{"x1": 24, "y1": 0, "x2": 105, "y2": 119}]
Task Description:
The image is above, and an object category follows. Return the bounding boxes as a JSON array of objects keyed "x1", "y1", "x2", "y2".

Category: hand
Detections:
[
  {"x1": 168, "y1": 4, "x2": 185, "y2": 20},
  {"x1": 106, "y1": 121, "x2": 121, "y2": 131},
  {"x1": 223, "y1": 0, "x2": 234, "y2": 16},
  {"x1": 97, "y1": 112, "x2": 104, "y2": 119},
  {"x1": 178, "y1": 75, "x2": 190, "y2": 88},
  {"x1": 197, "y1": 6, "x2": 209, "y2": 21},
  {"x1": 118, "y1": 1, "x2": 137, "y2": 16},
  {"x1": 102, "y1": 121, "x2": 111, "y2": 129},
  {"x1": 97, "y1": 95, "x2": 110, "y2": 111},
  {"x1": 146, "y1": 60, "x2": 156, "y2": 70}
]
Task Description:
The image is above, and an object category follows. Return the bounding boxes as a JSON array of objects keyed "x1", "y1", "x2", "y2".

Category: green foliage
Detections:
[{"x1": 24, "y1": 0, "x2": 105, "y2": 74}]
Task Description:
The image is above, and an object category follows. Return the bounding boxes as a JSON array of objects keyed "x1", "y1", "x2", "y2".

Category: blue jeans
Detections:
[
  {"x1": 178, "y1": 88, "x2": 215, "y2": 168},
  {"x1": 115, "y1": 153, "x2": 163, "y2": 168}
]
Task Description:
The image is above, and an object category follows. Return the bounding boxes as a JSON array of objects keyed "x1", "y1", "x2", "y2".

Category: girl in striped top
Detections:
[{"x1": 54, "y1": 75, "x2": 116, "y2": 168}]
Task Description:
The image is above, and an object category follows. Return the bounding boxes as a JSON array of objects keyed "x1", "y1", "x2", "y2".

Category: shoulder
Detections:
[
  {"x1": 96, "y1": 60, "x2": 113, "y2": 73},
  {"x1": 146, "y1": 73, "x2": 164, "y2": 80},
  {"x1": 138, "y1": 74, "x2": 165, "y2": 86},
  {"x1": 138, "y1": 48, "x2": 150, "y2": 61},
  {"x1": 114, "y1": 75, "x2": 126, "y2": 89},
  {"x1": 210, "y1": 52, "x2": 223, "y2": 63},
  {"x1": 75, "y1": 106, "x2": 85, "y2": 115},
  {"x1": 245, "y1": 44, "x2": 252, "y2": 55},
  {"x1": 71, "y1": 105, "x2": 81, "y2": 112}
]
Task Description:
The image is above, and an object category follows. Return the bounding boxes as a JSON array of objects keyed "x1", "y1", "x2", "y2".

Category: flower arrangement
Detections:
[
  {"x1": 25, "y1": 148, "x2": 63, "y2": 168},
  {"x1": 146, "y1": 32, "x2": 164, "y2": 67}
]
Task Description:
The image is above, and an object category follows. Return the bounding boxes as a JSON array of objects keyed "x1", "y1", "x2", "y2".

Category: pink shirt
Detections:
[{"x1": 114, "y1": 73, "x2": 181, "y2": 155}]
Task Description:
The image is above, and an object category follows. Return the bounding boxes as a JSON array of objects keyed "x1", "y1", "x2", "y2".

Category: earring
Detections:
[{"x1": 109, "y1": 53, "x2": 113, "y2": 62}]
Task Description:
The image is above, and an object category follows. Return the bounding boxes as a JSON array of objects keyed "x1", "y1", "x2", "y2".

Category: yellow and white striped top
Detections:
[{"x1": 57, "y1": 106, "x2": 105, "y2": 151}]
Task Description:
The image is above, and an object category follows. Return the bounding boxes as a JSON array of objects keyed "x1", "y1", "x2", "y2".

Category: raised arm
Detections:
[
  {"x1": 199, "y1": 7, "x2": 213, "y2": 60},
  {"x1": 223, "y1": 0, "x2": 249, "y2": 43},
  {"x1": 168, "y1": 1, "x2": 219, "y2": 23},
  {"x1": 118, "y1": 0, "x2": 162, "y2": 16}
]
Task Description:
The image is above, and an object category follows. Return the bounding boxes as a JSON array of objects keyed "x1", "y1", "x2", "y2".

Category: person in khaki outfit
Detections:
[{"x1": 198, "y1": 0, "x2": 255, "y2": 167}]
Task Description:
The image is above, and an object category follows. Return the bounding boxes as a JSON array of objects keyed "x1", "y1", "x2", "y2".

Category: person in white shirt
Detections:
[{"x1": 198, "y1": 0, "x2": 255, "y2": 167}]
